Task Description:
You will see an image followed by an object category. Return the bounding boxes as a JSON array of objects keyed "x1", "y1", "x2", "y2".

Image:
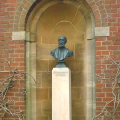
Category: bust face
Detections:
[{"x1": 58, "y1": 36, "x2": 66, "y2": 48}]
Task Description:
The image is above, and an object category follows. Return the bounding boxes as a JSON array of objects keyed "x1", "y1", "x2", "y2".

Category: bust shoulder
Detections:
[
  {"x1": 50, "y1": 48, "x2": 58, "y2": 54},
  {"x1": 67, "y1": 48, "x2": 73, "y2": 57}
]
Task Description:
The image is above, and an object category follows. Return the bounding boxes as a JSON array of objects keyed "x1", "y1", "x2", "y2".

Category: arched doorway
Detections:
[{"x1": 26, "y1": 0, "x2": 95, "y2": 120}]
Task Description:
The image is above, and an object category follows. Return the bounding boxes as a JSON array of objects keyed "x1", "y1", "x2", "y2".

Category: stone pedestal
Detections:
[{"x1": 52, "y1": 68, "x2": 72, "y2": 120}]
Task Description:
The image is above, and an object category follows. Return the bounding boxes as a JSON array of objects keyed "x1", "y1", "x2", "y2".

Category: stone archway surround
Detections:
[
  {"x1": 24, "y1": 1, "x2": 96, "y2": 120},
  {"x1": 13, "y1": 0, "x2": 108, "y2": 32}
]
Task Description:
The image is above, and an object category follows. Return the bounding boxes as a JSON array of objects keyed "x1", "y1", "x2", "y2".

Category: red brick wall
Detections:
[
  {"x1": 0, "y1": 0, "x2": 120, "y2": 119},
  {"x1": 95, "y1": 0, "x2": 120, "y2": 119},
  {"x1": 0, "y1": 0, "x2": 25, "y2": 119}
]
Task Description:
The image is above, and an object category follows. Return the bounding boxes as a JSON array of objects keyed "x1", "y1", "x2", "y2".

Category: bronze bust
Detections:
[{"x1": 50, "y1": 36, "x2": 73, "y2": 68}]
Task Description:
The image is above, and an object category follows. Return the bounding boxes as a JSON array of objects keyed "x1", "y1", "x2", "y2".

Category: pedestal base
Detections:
[{"x1": 52, "y1": 68, "x2": 72, "y2": 120}]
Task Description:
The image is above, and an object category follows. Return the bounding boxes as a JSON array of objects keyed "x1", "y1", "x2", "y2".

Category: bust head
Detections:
[
  {"x1": 58, "y1": 36, "x2": 67, "y2": 48},
  {"x1": 50, "y1": 36, "x2": 73, "y2": 67}
]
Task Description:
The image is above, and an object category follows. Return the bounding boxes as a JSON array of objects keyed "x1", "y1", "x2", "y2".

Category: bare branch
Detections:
[
  {"x1": 0, "y1": 60, "x2": 36, "y2": 119},
  {"x1": 92, "y1": 56, "x2": 120, "y2": 120}
]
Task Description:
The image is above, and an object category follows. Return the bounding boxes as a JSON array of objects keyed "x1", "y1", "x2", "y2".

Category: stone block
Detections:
[
  {"x1": 75, "y1": 43, "x2": 84, "y2": 50},
  {"x1": 30, "y1": 33, "x2": 36, "y2": 42},
  {"x1": 72, "y1": 100, "x2": 81, "y2": 115},
  {"x1": 36, "y1": 101, "x2": 42, "y2": 116},
  {"x1": 72, "y1": 116, "x2": 79, "y2": 120},
  {"x1": 36, "y1": 72, "x2": 42, "y2": 87},
  {"x1": 65, "y1": 60, "x2": 84, "y2": 71},
  {"x1": 53, "y1": 22, "x2": 76, "y2": 36},
  {"x1": 36, "y1": 116, "x2": 48, "y2": 120},
  {"x1": 49, "y1": 88, "x2": 52, "y2": 99},
  {"x1": 39, "y1": 36, "x2": 58, "y2": 44},
  {"x1": 49, "y1": 60, "x2": 57, "y2": 71},
  {"x1": 72, "y1": 88, "x2": 81, "y2": 100},
  {"x1": 72, "y1": 100, "x2": 86, "y2": 116},
  {"x1": 37, "y1": 20, "x2": 53, "y2": 36},
  {"x1": 48, "y1": 115, "x2": 52, "y2": 120},
  {"x1": 12, "y1": 31, "x2": 25, "y2": 40},
  {"x1": 36, "y1": 88, "x2": 48, "y2": 100},
  {"x1": 80, "y1": 116, "x2": 87, "y2": 120},
  {"x1": 95, "y1": 27, "x2": 109, "y2": 36},
  {"x1": 42, "y1": 72, "x2": 52, "y2": 87},
  {"x1": 71, "y1": 72, "x2": 85, "y2": 87},
  {"x1": 36, "y1": 60, "x2": 49, "y2": 71},
  {"x1": 79, "y1": 100, "x2": 86, "y2": 116},
  {"x1": 72, "y1": 34, "x2": 84, "y2": 43},
  {"x1": 80, "y1": 87, "x2": 87, "y2": 100},
  {"x1": 41, "y1": 101, "x2": 52, "y2": 115},
  {"x1": 40, "y1": 12, "x2": 55, "y2": 27},
  {"x1": 37, "y1": 44, "x2": 55, "y2": 60},
  {"x1": 75, "y1": 43, "x2": 85, "y2": 60}
]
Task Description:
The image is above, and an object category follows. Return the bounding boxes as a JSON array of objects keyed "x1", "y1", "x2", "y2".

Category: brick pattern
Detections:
[
  {"x1": 0, "y1": 0, "x2": 120, "y2": 119},
  {"x1": 95, "y1": 0, "x2": 120, "y2": 119},
  {"x1": 0, "y1": 0, "x2": 25, "y2": 118},
  {"x1": 0, "y1": 41, "x2": 25, "y2": 119}
]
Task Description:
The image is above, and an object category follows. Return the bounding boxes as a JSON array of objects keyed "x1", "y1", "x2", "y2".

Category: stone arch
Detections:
[
  {"x1": 25, "y1": 0, "x2": 96, "y2": 120},
  {"x1": 13, "y1": 0, "x2": 108, "y2": 31}
]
